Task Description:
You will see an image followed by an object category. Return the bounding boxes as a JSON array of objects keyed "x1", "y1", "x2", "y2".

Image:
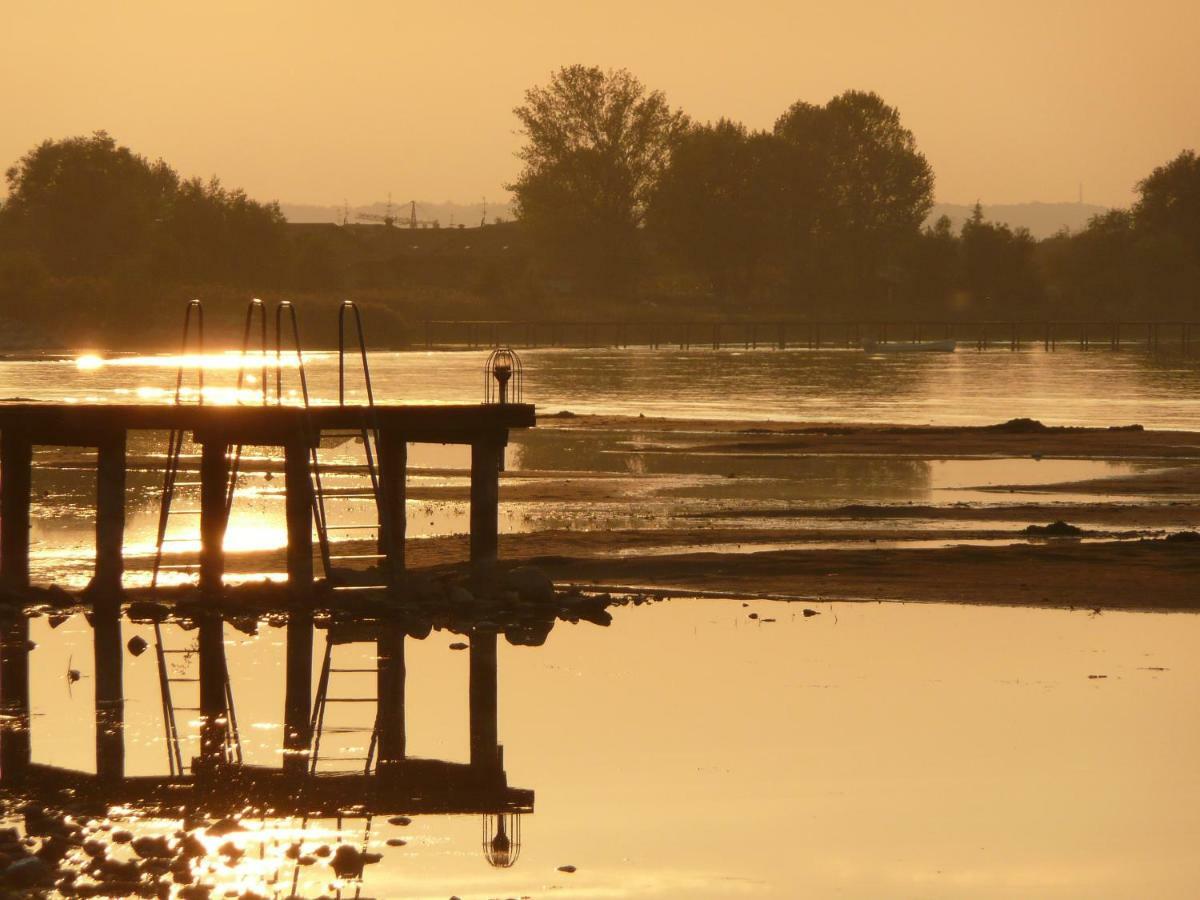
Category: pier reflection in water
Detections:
[
  {"x1": 0, "y1": 595, "x2": 579, "y2": 896},
  {"x1": 2, "y1": 597, "x2": 1199, "y2": 898}
]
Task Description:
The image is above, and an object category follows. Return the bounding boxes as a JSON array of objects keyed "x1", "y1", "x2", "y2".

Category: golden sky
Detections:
[{"x1": 3, "y1": 0, "x2": 1197, "y2": 208}]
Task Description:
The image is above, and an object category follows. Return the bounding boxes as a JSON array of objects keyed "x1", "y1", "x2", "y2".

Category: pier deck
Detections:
[{"x1": 0, "y1": 402, "x2": 536, "y2": 594}]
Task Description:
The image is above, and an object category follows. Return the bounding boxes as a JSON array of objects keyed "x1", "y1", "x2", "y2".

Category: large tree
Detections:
[
  {"x1": 647, "y1": 120, "x2": 779, "y2": 302},
  {"x1": 1, "y1": 131, "x2": 285, "y2": 282},
  {"x1": 508, "y1": 65, "x2": 688, "y2": 291},
  {"x1": 773, "y1": 90, "x2": 934, "y2": 308},
  {"x1": 2, "y1": 131, "x2": 177, "y2": 275},
  {"x1": 1135, "y1": 149, "x2": 1200, "y2": 258}
]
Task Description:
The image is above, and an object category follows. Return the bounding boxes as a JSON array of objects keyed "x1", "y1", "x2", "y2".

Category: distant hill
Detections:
[
  {"x1": 927, "y1": 201, "x2": 1108, "y2": 238},
  {"x1": 281, "y1": 199, "x2": 514, "y2": 228}
]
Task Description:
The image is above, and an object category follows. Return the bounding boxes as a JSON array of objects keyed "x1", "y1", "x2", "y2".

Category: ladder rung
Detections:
[
  {"x1": 160, "y1": 538, "x2": 197, "y2": 544},
  {"x1": 329, "y1": 554, "x2": 386, "y2": 560},
  {"x1": 162, "y1": 649, "x2": 194, "y2": 654},
  {"x1": 321, "y1": 726, "x2": 375, "y2": 733},
  {"x1": 325, "y1": 494, "x2": 379, "y2": 500},
  {"x1": 167, "y1": 510, "x2": 202, "y2": 516},
  {"x1": 175, "y1": 706, "x2": 201, "y2": 711},
  {"x1": 168, "y1": 677, "x2": 199, "y2": 683}
]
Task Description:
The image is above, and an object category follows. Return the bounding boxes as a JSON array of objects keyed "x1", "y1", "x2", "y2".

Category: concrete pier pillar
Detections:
[
  {"x1": 283, "y1": 438, "x2": 314, "y2": 594},
  {"x1": 470, "y1": 439, "x2": 503, "y2": 566},
  {"x1": 198, "y1": 441, "x2": 229, "y2": 595},
  {"x1": 377, "y1": 428, "x2": 407, "y2": 577},
  {"x1": 93, "y1": 604, "x2": 125, "y2": 779},
  {"x1": 469, "y1": 630, "x2": 499, "y2": 772},
  {"x1": 283, "y1": 608, "x2": 312, "y2": 775},
  {"x1": 0, "y1": 432, "x2": 33, "y2": 590},
  {"x1": 376, "y1": 623, "x2": 406, "y2": 765},
  {"x1": 93, "y1": 432, "x2": 127, "y2": 596},
  {"x1": 0, "y1": 615, "x2": 31, "y2": 779}
]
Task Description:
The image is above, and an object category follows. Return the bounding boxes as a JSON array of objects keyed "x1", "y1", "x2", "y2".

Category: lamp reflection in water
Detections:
[{"x1": 482, "y1": 811, "x2": 522, "y2": 867}]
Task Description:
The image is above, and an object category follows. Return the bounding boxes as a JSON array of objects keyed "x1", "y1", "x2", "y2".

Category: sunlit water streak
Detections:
[{"x1": 2, "y1": 346, "x2": 1199, "y2": 427}]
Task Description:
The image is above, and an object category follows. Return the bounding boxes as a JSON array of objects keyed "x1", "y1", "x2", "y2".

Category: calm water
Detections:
[
  {"x1": 5, "y1": 600, "x2": 1200, "y2": 898},
  {"x1": 4, "y1": 346, "x2": 1200, "y2": 428},
  {"x1": 10, "y1": 348, "x2": 1183, "y2": 589}
]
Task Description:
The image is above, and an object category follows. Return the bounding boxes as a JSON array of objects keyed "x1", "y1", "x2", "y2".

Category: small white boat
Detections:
[{"x1": 862, "y1": 339, "x2": 956, "y2": 353}]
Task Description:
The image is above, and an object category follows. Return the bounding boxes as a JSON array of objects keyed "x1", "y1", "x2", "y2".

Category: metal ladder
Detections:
[
  {"x1": 150, "y1": 298, "x2": 262, "y2": 775},
  {"x1": 153, "y1": 621, "x2": 243, "y2": 776},
  {"x1": 309, "y1": 301, "x2": 397, "y2": 586},
  {"x1": 308, "y1": 623, "x2": 381, "y2": 775},
  {"x1": 149, "y1": 298, "x2": 267, "y2": 590}
]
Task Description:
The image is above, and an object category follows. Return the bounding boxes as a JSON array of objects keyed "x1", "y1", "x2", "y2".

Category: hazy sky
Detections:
[{"x1": 3, "y1": 1, "x2": 1198, "y2": 209}]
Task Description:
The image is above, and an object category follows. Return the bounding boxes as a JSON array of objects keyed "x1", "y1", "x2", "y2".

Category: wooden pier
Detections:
[{"x1": 0, "y1": 402, "x2": 535, "y2": 596}]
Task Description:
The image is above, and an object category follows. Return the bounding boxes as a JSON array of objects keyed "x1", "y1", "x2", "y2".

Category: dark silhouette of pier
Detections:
[
  {"x1": 0, "y1": 401, "x2": 534, "y2": 598},
  {"x1": 0, "y1": 606, "x2": 529, "y2": 817}
]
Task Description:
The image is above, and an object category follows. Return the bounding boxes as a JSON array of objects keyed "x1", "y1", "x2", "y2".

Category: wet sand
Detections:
[
  {"x1": 512, "y1": 415, "x2": 1200, "y2": 608},
  {"x1": 110, "y1": 414, "x2": 1199, "y2": 611}
]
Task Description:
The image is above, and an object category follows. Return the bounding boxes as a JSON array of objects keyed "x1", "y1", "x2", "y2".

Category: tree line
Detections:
[
  {"x1": 510, "y1": 65, "x2": 1200, "y2": 320},
  {"x1": 0, "y1": 76, "x2": 1197, "y2": 349}
]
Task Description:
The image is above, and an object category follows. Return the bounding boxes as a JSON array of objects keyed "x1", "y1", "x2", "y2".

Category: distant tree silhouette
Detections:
[
  {"x1": 647, "y1": 120, "x2": 777, "y2": 303},
  {"x1": 773, "y1": 91, "x2": 935, "y2": 310},
  {"x1": 1039, "y1": 150, "x2": 1200, "y2": 319},
  {"x1": 508, "y1": 65, "x2": 688, "y2": 292},
  {"x1": 1, "y1": 131, "x2": 285, "y2": 283},
  {"x1": 959, "y1": 203, "x2": 1041, "y2": 315},
  {"x1": 2, "y1": 131, "x2": 177, "y2": 276}
]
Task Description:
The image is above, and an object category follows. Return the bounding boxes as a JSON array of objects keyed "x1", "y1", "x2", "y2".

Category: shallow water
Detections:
[
  {"x1": 7, "y1": 599, "x2": 1200, "y2": 898},
  {"x1": 23, "y1": 434, "x2": 1159, "y2": 589},
  {"x1": 5, "y1": 345, "x2": 1200, "y2": 428}
]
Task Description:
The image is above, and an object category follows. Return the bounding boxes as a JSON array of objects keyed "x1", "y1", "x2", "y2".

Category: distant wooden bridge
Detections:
[{"x1": 424, "y1": 319, "x2": 1200, "y2": 353}]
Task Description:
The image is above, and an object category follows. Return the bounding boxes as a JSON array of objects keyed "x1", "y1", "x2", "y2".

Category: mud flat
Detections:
[{"x1": 539, "y1": 412, "x2": 1200, "y2": 458}]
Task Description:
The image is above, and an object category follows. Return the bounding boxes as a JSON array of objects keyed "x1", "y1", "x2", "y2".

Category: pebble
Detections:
[
  {"x1": 206, "y1": 818, "x2": 243, "y2": 837},
  {"x1": 3, "y1": 856, "x2": 50, "y2": 887},
  {"x1": 448, "y1": 642, "x2": 468, "y2": 650},
  {"x1": 132, "y1": 835, "x2": 172, "y2": 859},
  {"x1": 387, "y1": 816, "x2": 411, "y2": 826},
  {"x1": 558, "y1": 864, "x2": 577, "y2": 873}
]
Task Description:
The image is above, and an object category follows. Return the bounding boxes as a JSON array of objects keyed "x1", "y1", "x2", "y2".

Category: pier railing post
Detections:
[
  {"x1": 92, "y1": 431, "x2": 127, "y2": 598},
  {"x1": 283, "y1": 437, "x2": 314, "y2": 595},
  {"x1": 198, "y1": 441, "x2": 229, "y2": 596},
  {"x1": 0, "y1": 615, "x2": 31, "y2": 779},
  {"x1": 93, "y1": 604, "x2": 125, "y2": 779},
  {"x1": 283, "y1": 608, "x2": 312, "y2": 775},
  {"x1": 378, "y1": 427, "x2": 407, "y2": 578},
  {"x1": 470, "y1": 437, "x2": 504, "y2": 567},
  {"x1": 0, "y1": 432, "x2": 33, "y2": 590},
  {"x1": 469, "y1": 630, "x2": 500, "y2": 772},
  {"x1": 376, "y1": 624, "x2": 406, "y2": 766},
  {"x1": 197, "y1": 612, "x2": 228, "y2": 768}
]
